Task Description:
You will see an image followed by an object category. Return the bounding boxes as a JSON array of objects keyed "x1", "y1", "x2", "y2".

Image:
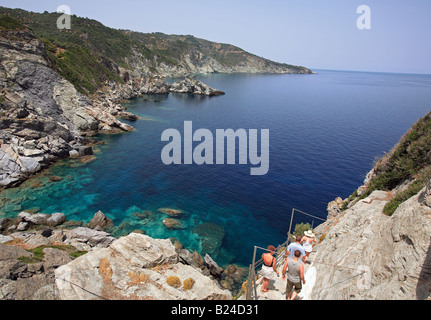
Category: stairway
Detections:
[{"x1": 250, "y1": 250, "x2": 317, "y2": 300}]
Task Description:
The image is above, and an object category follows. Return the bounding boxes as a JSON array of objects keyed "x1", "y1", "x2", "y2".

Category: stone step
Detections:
[{"x1": 251, "y1": 251, "x2": 317, "y2": 300}]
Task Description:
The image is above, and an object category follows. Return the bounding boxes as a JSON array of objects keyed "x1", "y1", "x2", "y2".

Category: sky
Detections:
[{"x1": 1, "y1": 0, "x2": 431, "y2": 74}]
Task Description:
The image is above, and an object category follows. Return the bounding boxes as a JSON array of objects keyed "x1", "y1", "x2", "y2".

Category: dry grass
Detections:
[
  {"x1": 99, "y1": 257, "x2": 113, "y2": 283},
  {"x1": 128, "y1": 272, "x2": 150, "y2": 287}
]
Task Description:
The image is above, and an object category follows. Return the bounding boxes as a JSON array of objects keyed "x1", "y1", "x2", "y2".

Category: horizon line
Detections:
[{"x1": 309, "y1": 68, "x2": 431, "y2": 77}]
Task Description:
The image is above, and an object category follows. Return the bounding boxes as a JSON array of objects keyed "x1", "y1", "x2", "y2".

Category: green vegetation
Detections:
[
  {"x1": 0, "y1": 7, "x2": 130, "y2": 94},
  {"x1": 42, "y1": 37, "x2": 124, "y2": 94},
  {"x1": 360, "y1": 112, "x2": 431, "y2": 215},
  {"x1": 0, "y1": 14, "x2": 25, "y2": 30},
  {"x1": 0, "y1": 6, "x2": 310, "y2": 94},
  {"x1": 383, "y1": 166, "x2": 431, "y2": 216},
  {"x1": 70, "y1": 250, "x2": 88, "y2": 258},
  {"x1": 290, "y1": 223, "x2": 313, "y2": 237},
  {"x1": 18, "y1": 245, "x2": 87, "y2": 264}
]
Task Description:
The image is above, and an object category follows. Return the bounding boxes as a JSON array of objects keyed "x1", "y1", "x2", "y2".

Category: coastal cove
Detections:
[{"x1": 1, "y1": 70, "x2": 431, "y2": 267}]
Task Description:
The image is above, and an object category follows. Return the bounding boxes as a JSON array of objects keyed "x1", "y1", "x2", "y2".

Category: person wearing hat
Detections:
[{"x1": 301, "y1": 230, "x2": 317, "y2": 263}]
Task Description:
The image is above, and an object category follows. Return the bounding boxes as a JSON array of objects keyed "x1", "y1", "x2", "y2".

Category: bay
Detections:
[{"x1": 2, "y1": 70, "x2": 431, "y2": 267}]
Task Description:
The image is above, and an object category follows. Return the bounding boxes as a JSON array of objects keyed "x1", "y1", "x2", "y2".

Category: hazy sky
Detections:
[{"x1": 2, "y1": 0, "x2": 431, "y2": 74}]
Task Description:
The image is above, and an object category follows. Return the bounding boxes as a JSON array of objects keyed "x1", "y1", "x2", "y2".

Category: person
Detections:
[
  {"x1": 301, "y1": 230, "x2": 317, "y2": 263},
  {"x1": 261, "y1": 245, "x2": 279, "y2": 292},
  {"x1": 286, "y1": 235, "x2": 305, "y2": 261},
  {"x1": 282, "y1": 250, "x2": 306, "y2": 300}
]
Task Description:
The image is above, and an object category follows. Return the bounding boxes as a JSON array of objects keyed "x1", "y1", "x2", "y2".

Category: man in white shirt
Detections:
[{"x1": 286, "y1": 235, "x2": 305, "y2": 260}]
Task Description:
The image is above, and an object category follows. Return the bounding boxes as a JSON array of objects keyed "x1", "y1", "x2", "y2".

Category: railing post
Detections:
[
  {"x1": 245, "y1": 208, "x2": 326, "y2": 300},
  {"x1": 246, "y1": 264, "x2": 252, "y2": 300},
  {"x1": 288, "y1": 208, "x2": 295, "y2": 240},
  {"x1": 251, "y1": 246, "x2": 258, "y2": 300}
]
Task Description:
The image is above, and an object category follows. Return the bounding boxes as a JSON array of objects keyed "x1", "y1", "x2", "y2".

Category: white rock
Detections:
[{"x1": 55, "y1": 233, "x2": 232, "y2": 300}]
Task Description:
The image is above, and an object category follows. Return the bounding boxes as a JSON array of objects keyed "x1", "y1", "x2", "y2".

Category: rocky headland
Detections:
[
  {"x1": 0, "y1": 8, "x2": 313, "y2": 189},
  {"x1": 0, "y1": 23, "x2": 225, "y2": 189}
]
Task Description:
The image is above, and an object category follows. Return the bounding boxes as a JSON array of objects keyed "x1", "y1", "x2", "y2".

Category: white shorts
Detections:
[
  {"x1": 303, "y1": 244, "x2": 313, "y2": 253},
  {"x1": 261, "y1": 265, "x2": 275, "y2": 279}
]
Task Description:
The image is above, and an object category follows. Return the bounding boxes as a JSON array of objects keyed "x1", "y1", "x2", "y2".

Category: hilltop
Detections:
[{"x1": 0, "y1": 6, "x2": 312, "y2": 95}]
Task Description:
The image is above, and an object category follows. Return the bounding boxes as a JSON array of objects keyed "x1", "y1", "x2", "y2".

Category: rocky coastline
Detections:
[
  {"x1": 0, "y1": 210, "x2": 246, "y2": 300},
  {"x1": 0, "y1": 26, "x2": 225, "y2": 190}
]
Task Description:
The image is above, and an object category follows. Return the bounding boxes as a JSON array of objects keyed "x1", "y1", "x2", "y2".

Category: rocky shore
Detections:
[
  {"x1": 0, "y1": 210, "x2": 247, "y2": 300},
  {"x1": 0, "y1": 27, "x2": 225, "y2": 189}
]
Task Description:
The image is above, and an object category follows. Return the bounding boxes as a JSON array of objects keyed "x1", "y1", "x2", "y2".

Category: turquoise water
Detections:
[{"x1": 1, "y1": 70, "x2": 431, "y2": 267}]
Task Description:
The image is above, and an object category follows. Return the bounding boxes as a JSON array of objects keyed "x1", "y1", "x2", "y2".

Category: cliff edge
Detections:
[{"x1": 309, "y1": 112, "x2": 431, "y2": 300}]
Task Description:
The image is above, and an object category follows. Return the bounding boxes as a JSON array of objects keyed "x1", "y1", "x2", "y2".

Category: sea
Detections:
[{"x1": 1, "y1": 70, "x2": 431, "y2": 267}]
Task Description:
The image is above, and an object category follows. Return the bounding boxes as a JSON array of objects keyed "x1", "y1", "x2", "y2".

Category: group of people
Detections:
[{"x1": 260, "y1": 230, "x2": 317, "y2": 300}]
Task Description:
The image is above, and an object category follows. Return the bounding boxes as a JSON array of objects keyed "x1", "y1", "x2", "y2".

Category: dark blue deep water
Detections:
[{"x1": 2, "y1": 70, "x2": 431, "y2": 267}]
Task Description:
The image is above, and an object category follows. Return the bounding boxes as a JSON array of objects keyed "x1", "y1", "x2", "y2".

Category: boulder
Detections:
[
  {"x1": 64, "y1": 227, "x2": 115, "y2": 249},
  {"x1": 89, "y1": 211, "x2": 113, "y2": 231},
  {"x1": 162, "y1": 218, "x2": 185, "y2": 230},
  {"x1": 54, "y1": 233, "x2": 231, "y2": 300},
  {"x1": 77, "y1": 145, "x2": 93, "y2": 157},
  {"x1": 17, "y1": 222, "x2": 29, "y2": 231},
  {"x1": 46, "y1": 213, "x2": 66, "y2": 227},
  {"x1": 204, "y1": 254, "x2": 224, "y2": 277},
  {"x1": 49, "y1": 176, "x2": 63, "y2": 182},
  {"x1": 20, "y1": 213, "x2": 50, "y2": 226}
]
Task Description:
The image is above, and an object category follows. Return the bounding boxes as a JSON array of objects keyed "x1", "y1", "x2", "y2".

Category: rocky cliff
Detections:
[
  {"x1": 308, "y1": 113, "x2": 431, "y2": 300},
  {"x1": 309, "y1": 187, "x2": 431, "y2": 300},
  {"x1": 0, "y1": 8, "x2": 313, "y2": 188},
  {"x1": 0, "y1": 7, "x2": 312, "y2": 96},
  {"x1": 128, "y1": 33, "x2": 313, "y2": 78},
  {"x1": 0, "y1": 24, "x2": 137, "y2": 188},
  {"x1": 0, "y1": 18, "x2": 226, "y2": 189},
  {"x1": 0, "y1": 211, "x2": 234, "y2": 300},
  {"x1": 55, "y1": 232, "x2": 232, "y2": 300}
]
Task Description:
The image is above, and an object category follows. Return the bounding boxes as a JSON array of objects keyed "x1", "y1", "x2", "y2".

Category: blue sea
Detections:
[{"x1": 1, "y1": 70, "x2": 431, "y2": 267}]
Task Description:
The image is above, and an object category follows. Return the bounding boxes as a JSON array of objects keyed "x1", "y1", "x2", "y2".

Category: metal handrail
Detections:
[{"x1": 246, "y1": 208, "x2": 326, "y2": 300}]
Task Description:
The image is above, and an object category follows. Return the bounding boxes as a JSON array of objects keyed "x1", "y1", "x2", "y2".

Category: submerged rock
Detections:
[
  {"x1": 162, "y1": 218, "x2": 185, "y2": 230},
  {"x1": 158, "y1": 208, "x2": 186, "y2": 217},
  {"x1": 192, "y1": 223, "x2": 225, "y2": 257}
]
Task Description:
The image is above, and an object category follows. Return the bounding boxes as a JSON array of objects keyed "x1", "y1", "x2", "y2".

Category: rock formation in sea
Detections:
[{"x1": 170, "y1": 78, "x2": 225, "y2": 96}]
